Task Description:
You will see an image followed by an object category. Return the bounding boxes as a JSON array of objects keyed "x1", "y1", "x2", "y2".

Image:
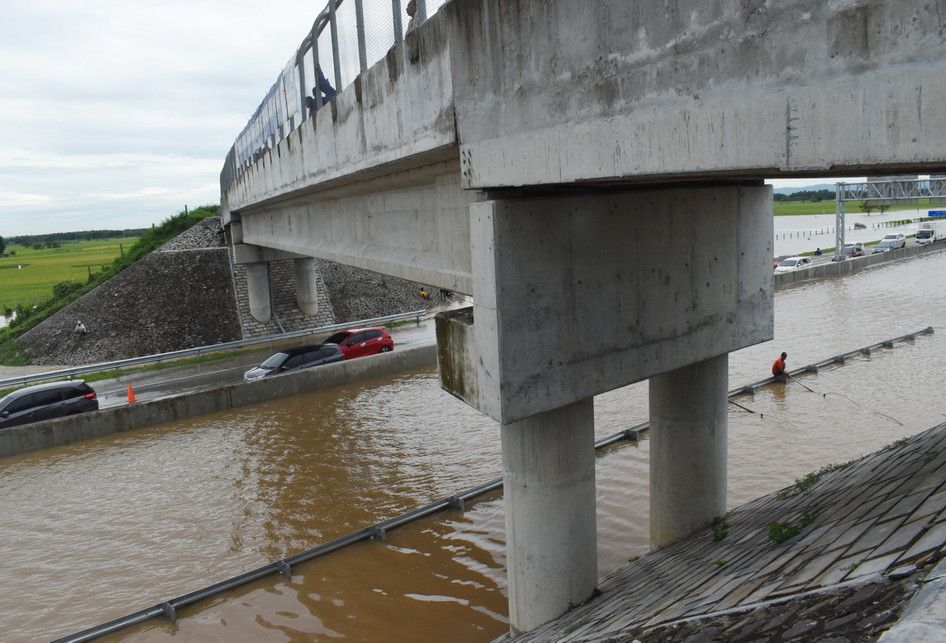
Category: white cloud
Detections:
[{"x1": 0, "y1": 0, "x2": 335, "y2": 236}]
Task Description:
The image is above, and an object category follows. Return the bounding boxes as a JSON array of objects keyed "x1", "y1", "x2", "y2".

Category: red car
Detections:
[{"x1": 324, "y1": 327, "x2": 394, "y2": 359}]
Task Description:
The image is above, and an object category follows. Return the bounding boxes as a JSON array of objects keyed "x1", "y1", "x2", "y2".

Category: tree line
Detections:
[
  {"x1": 5, "y1": 228, "x2": 149, "y2": 248},
  {"x1": 773, "y1": 189, "x2": 836, "y2": 202}
]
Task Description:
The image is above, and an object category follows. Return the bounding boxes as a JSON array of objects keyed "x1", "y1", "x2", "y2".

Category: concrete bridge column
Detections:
[
  {"x1": 436, "y1": 184, "x2": 772, "y2": 634},
  {"x1": 502, "y1": 398, "x2": 598, "y2": 634},
  {"x1": 245, "y1": 261, "x2": 272, "y2": 321},
  {"x1": 649, "y1": 353, "x2": 729, "y2": 550},
  {"x1": 293, "y1": 257, "x2": 320, "y2": 316}
]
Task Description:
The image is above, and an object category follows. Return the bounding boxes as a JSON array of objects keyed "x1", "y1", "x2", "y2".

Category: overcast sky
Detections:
[{"x1": 0, "y1": 1, "x2": 854, "y2": 238}]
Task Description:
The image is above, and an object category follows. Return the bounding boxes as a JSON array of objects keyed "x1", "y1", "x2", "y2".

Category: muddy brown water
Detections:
[{"x1": 2, "y1": 251, "x2": 946, "y2": 641}]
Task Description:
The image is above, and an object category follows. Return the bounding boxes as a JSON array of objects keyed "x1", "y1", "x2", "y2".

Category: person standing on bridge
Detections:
[
  {"x1": 772, "y1": 352, "x2": 787, "y2": 383},
  {"x1": 406, "y1": 0, "x2": 424, "y2": 34},
  {"x1": 305, "y1": 64, "x2": 337, "y2": 114}
]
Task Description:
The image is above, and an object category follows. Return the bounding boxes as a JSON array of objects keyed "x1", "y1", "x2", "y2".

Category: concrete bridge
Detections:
[{"x1": 221, "y1": 0, "x2": 946, "y2": 634}]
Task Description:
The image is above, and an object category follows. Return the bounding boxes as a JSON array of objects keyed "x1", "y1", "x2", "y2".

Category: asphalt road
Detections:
[{"x1": 92, "y1": 322, "x2": 437, "y2": 409}]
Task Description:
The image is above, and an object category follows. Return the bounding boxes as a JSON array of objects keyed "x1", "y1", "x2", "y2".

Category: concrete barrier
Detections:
[
  {"x1": 775, "y1": 239, "x2": 946, "y2": 289},
  {"x1": 0, "y1": 344, "x2": 437, "y2": 459}
]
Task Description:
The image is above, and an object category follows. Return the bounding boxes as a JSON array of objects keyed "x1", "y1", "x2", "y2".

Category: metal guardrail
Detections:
[
  {"x1": 53, "y1": 326, "x2": 934, "y2": 642},
  {"x1": 0, "y1": 310, "x2": 425, "y2": 390}
]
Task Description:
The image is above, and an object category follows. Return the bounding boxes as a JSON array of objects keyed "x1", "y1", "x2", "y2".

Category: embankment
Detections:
[{"x1": 17, "y1": 217, "x2": 241, "y2": 365}]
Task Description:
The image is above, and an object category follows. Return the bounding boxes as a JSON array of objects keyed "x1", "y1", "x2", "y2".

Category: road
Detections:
[
  {"x1": 92, "y1": 322, "x2": 436, "y2": 408},
  {"x1": 776, "y1": 238, "x2": 920, "y2": 272}
]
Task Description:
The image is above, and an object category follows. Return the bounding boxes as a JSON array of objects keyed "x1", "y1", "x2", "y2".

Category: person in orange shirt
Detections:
[{"x1": 772, "y1": 352, "x2": 787, "y2": 383}]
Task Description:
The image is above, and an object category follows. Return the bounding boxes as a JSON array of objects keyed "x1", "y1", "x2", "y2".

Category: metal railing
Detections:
[
  {"x1": 220, "y1": 0, "x2": 448, "y2": 195},
  {"x1": 0, "y1": 310, "x2": 425, "y2": 390},
  {"x1": 53, "y1": 326, "x2": 934, "y2": 642}
]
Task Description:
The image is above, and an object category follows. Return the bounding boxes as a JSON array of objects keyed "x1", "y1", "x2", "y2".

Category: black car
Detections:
[
  {"x1": 0, "y1": 380, "x2": 99, "y2": 429},
  {"x1": 243, "y1": 343, "x2": 344, "y2": 382}
]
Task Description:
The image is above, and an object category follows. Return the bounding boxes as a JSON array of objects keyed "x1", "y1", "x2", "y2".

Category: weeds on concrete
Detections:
[
  {"x1": 769, "y1": 521, "x2": 802, "y2": 544},
  {"x1": 884, "y1": 437, "x2": 910, "y2": 452},
  {"x1": 776, "y1": 462, "x2": 853, "y2": 499},
  {"x1": 769, "y1": 510, "x2": 816, "y2": 545},
  {"x1": 711, "y1": 517, "x2": 730, "y2": 541},
  {"x1": 711, "y1": 516, "x2": 730, "y2": 542},
  {"x1": 924, "y1": 449, "x2": 939, "y2": 463},
  {"x1": 714, "y1": 558, "x2": 727, "y2": 567}
]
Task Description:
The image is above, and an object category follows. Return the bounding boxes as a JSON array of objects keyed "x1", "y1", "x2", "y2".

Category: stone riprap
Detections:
[
  {"x1": 506, "y1": 423, "x2": 946, "y2": 642},
  {"x1": 18, "y1": 248, "x2": 242, "y2": 365},
  {"x1": 157, "y1": 216, "x2": 225, "y2": 252}
]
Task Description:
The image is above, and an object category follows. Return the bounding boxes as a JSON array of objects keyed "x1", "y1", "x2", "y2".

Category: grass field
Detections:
[
  {"x1": 774, "y1": 198, "x2": 946, "y2": 216},
  {"x1": 0, "y1": 238, "x2": 138, "y2": 311}
]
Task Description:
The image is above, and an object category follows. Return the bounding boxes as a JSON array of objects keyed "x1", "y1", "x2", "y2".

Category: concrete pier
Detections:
[
  {"x1": 502, "y1": 399, "x2": 598, "y2": 633},
  {"x1": 293, "y1": 257, "x2": 320, "y2": 316},
  {"x1": 244, "y1": 262, "x2": 271, "y2": 322},
  {"x1": 650, "y1": 353, "x2": 729, "y2": 550}
]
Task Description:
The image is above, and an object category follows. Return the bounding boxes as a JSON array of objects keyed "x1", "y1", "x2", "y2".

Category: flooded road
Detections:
[
  {"x1": 772, "y1": 206, "x2": 933, "y2": 256},
  {"x1": 2, "y1": 251, "x2": 945, "y2": 641}
]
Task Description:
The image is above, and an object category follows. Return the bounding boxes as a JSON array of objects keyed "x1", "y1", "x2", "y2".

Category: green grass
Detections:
[
  {"x1": 774, "y1": 198, "x2": 946, "y2": 216},
  {"x1": 0, "y1": 238, "x2": 138, "y2": 311}
]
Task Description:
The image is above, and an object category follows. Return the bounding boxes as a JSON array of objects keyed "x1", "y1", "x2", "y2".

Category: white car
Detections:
[
  {"x1": 774, "y1": 256, "x2": 813, "y2": 273},
  {"x1": 881, "y1": 233, "x2": 906, "y2": 249}
]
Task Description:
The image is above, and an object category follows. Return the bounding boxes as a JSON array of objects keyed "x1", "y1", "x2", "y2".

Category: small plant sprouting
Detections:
[
  {"x1": 769, "y1": 508, "x2": 816, "y2": 544},
  {"x1": 924, "y1": 449, "x2": 940, "y2": 463},
  {"x1": 884, "y1": 437, "x2": 910, "y2": 452},
  {"x1": 711, "y1": 516, "x2": 730, "y2": 542},
  {"x1": 769, "y1": 521, "x2": 802, "y2": 544},
  {"x1": 628, "y1": 554, "x2": 640, "y2": 563},
  {"x1": 777, "y1": 461, "x2": 852, "y2": 499},
  {"x1": 714, "y1": 558, "x2": 727, "y2": 567},
  {"x1": 842, "y1": 561, "x2": 860, "y2": 572}
]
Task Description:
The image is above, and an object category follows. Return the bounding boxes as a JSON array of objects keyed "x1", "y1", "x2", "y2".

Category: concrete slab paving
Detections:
[{"x1": 503, "y1": 422, "x2": 946, "y2": 642}]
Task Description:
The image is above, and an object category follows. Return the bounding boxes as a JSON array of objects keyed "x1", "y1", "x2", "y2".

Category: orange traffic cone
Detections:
[{"x1": 126, "y1": 384, "x2": 137, "y2": 404}]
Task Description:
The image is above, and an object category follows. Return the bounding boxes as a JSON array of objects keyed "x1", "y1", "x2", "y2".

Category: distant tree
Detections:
[
  {"x1": 0, "y1": 235, "x2": 5, "y2": 254},
  {"x1": 860, "y1": 200, "x2": 875, "y2": 215},
  {"x1": 878, "y1": 203, "x2": 890, "y2": 215},
  {"x1": 31, "y1": 243, "x2": 43, "y2": 250}
]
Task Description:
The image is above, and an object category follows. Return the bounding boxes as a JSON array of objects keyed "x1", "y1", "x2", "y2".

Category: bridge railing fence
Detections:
[{"x1": 219, "y1": 0, "x2": 450, "y2": 195}]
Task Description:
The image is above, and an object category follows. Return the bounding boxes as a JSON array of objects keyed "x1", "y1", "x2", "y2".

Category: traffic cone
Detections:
[{"x1": 126, "y1": 384, "x2": 137, "y2": 404}]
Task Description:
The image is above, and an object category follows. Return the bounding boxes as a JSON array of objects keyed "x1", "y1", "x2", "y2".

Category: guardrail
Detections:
[
  {"x1": 0, "y1": 310, "x2": 425, "y2": 390},
  {"x1": 53, "y1": 326, "x2": 934, "y2": 643}
]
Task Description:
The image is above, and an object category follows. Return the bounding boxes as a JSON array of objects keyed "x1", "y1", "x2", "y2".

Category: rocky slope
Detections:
[{"x1": 18, "y1": 220, "x2": 240, "y2": 365}]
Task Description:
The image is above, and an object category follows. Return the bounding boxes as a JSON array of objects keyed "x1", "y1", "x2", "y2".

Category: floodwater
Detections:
[
  {"x1": 772, "y1": 207, "x2": 935, "y2": 256},
  {"x1": 2, "y1": 251, "x2": 946, "y2": 641},
  {"x1": 0, "y1": 310, "x2": 15, "y2": 330}
]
